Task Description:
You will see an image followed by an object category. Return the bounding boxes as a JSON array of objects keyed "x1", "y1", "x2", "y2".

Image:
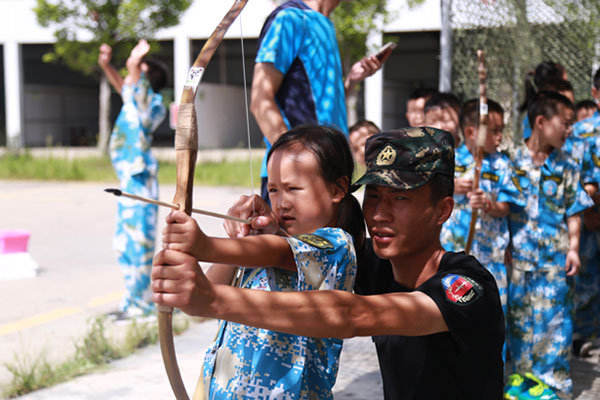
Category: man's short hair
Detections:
[
  {"x1": 429, "y1": 174, "x2": 454, "y2": 203},
  {"x1": 408, "y1": 87, "x2": 439, "y2": 101},
  {"x1": 527, "y1": 91, "x2": 574, "y2": 129},
  {"x1": 459, "y1": 98, "x2": 504, "y2": 131},
  {"x1": 424, "y1": 93, "x2": 461, "y2": 115}
]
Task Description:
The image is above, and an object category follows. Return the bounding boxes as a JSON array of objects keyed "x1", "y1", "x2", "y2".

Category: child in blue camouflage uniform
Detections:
[
  {"x1": 565, "y1": 70, "x2": 600, "y2": 356},
  {"x1": 161, "y1": 126, "x2": 364, "y2": 399},
  {"x1": 504, "y1": 92, "x2": 594, "y2": 400},
  {"x1": 440, "y1": 99, "x2": 525, "y2": 345},
  {"x1": 98, "y1": 40, "x2": 167, "y2": 319}
]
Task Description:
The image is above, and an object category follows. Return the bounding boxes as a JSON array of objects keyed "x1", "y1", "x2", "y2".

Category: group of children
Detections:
[
  {"x1": 406, "y1": 63, "x2": 599, "y2": 399},
  {"x1": 153, "y1": 62, "x2": 600, "y2": 399}
]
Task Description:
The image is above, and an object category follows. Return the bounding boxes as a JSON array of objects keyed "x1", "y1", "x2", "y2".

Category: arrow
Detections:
[{"x1": 104, "y1": 188, "x2": 251, "y2": 224}]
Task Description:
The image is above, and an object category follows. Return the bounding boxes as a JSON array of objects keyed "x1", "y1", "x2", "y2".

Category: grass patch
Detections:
[
  {"x1": 2, "y1": 315, "x2": 191, "y2": 398},
  {"x1": 0, "y1": 153, "x2": 262, "y2": 187}
]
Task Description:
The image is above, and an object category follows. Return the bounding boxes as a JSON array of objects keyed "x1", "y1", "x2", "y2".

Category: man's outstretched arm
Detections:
[{"x1": 152, "y1": 249, "x2": 448, "y2": 339}]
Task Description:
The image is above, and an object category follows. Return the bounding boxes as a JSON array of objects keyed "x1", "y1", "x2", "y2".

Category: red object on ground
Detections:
[{"x1": 0, "y1": 230, "x2": 30, "y2": 254}]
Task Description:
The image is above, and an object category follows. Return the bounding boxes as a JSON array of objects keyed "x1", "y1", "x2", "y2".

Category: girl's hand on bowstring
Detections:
[
  {"x1": 163, "y1": 210, "x2": 207, "y2": 258},
  {"x1": 224, "y1": 194, "x2": 279, "y2": 238}
]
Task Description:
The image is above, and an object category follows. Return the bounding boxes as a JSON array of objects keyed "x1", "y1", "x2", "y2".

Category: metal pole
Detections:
[{"x1": 439, "y1": 0, "x2": 452, "y2": 92}]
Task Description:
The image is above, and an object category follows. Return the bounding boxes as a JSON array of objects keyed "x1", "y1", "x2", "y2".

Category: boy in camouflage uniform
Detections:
[
  {"x1": 505, "y1": 91, "x2": 594, "y2": 399},
  {"x1": 565, "y1": 70, "x2": 600, "y2": 356},
  {"x1": 98, "y1": 40, "x2": 167, "y2": 319},
  {"x1": 440, "y1": 99, "x2": 525, "y2": 341}
]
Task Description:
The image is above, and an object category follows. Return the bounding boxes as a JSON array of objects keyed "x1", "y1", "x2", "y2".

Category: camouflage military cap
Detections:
[{"x1": 352, "y1": 127, "x2": 455, "y2": 191}]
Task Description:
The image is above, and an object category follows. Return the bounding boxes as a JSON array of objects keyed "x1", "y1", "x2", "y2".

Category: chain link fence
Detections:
[{"x1": 449, "y1": 0, "x2": 598, "y2": 139}]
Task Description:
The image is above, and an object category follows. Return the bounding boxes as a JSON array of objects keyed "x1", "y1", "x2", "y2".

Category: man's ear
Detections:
[
  {"x1": 591, "y1": 87, "x2": 598, "y2": 102},
  {"x1": 437, "y1": 196, "x2": 454, "y2": 225}
]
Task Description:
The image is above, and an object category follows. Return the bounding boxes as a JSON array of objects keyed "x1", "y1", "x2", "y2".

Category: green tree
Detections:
[
  {"x1": 331, "y1": 0, "x2": 424, "y2": 124},
  {"x1": 34, "y1": 0, "x2": 191, "y2": 152}
]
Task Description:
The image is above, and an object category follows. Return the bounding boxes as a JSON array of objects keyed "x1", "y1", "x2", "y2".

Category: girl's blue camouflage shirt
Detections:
[
  {"x1": 109, "y1": 74, "x2": 165, "y2": 181},
  {"x1": 202, "y1": 227, "x2": 357, "y2": 400},
  {"x1": 508, "y1": 144, "x2": 594, "y2": 271},
  {"x1": 108, "y1": 74, "x2": 166, "y2": 315},
  {"x1": 441, "y1": 144, "x2": 525, "y2": 266}
]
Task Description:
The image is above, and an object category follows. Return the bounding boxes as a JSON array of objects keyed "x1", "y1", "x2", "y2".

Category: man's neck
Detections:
[
  {"x1": 526, "y1": 130, "x2": 553, "y2": 166},
  {"x1": 389, "y1": 244, "x2": 446, "y2": 289},
  {"x1": 303, "y1": 0, "x2": 336, "y2": 17}
]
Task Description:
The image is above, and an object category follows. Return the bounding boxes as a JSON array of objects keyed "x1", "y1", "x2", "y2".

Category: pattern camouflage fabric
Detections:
[
  {"x1": 202, "y1": 227, "x2": 357, "y2": 399},
  {"x1": 440, "y1": 144, "x2": 525, "y2": 333},
  {"x1": 352, "y1": 127, "x2": 455, "y2": 191},
  {"x1": 506, "y1": 144, "x2": 593, "y2": 396},
  {"x1": 508, "y1": 145, "x2": 593, "y2": 271},
  {"x1": 507, "y1": 267, "x2": 573, "y2": 398},
  {"x1": 568, "y1": 110, "x2": 600, "y2": 341},
  {"x1": 108, "y1": 74, "x2": 166, "y2": 316}
]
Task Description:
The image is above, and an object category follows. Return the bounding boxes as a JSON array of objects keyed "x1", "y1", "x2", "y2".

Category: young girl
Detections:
[{"x1": 160, "y1": 125, "x2": 365, "y2": 399}]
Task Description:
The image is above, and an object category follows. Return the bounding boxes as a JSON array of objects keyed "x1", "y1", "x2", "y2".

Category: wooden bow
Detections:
[
  {"x1": 465, "y1": 50, "x2": 488, "y2": 254},
  {"x1": 158, "y1": 1, "x2": 249, "y2": 399}
]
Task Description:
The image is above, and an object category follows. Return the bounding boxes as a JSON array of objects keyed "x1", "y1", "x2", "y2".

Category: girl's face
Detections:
[{"x1": 267, "y1": 146, "x2": 344, "y2": 235}]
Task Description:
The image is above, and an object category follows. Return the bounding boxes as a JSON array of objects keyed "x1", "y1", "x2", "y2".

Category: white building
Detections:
[{"x1": 0, "y1": 0, "x2": 443, "y2": 148}]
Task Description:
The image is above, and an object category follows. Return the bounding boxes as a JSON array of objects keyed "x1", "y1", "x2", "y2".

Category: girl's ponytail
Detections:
[{"x1": 336, "y1": 191, "x2": 366, "y2": 260}]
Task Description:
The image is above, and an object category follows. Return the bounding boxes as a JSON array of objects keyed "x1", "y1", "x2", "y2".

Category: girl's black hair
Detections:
[
  {"x1": 519, "y1": 61, "x2": 566, "y2": 112},
  {"x1": 266, "y1": 125, "x2": 366, "y2": 256}
]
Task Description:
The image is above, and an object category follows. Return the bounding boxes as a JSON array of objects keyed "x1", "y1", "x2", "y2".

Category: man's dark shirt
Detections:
[{"x1": 355, "y1": 241, "x2": 504, "y2": 400}]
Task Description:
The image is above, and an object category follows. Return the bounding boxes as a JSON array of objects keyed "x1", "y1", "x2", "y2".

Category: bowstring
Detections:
[{"x1": 233, "y1": 12, "x2": 254, "y2": 288}]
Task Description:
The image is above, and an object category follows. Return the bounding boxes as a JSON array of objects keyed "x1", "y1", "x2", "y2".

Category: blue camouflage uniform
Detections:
[
  {"x1": 202, "y1": 227, "x2": 356, "y2": 399},
  {"x1": 109, "y1": 74, "x2": 166, "y2": 316},
  {"x1": 441, "y1": 144, "x2": 525, "y2": 318},
  {"x1": 507, "y1": 144, "x2": 594, "y2": 397},
  {"x1": 566, "y1": 111, "x2": 600, "y2": 342}
]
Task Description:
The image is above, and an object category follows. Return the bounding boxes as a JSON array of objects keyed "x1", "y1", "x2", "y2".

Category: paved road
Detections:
[
  {"x1": 0, "y1": 182, "x2": 267, "y2": 388},
  {"x1": 2, "y1": 181, "x2": 600, "y2": 399}
]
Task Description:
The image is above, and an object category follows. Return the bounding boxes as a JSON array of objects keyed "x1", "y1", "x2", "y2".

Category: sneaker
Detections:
[
  {"x1": 517, "y1": 373, "x2": 559, "y2": 400},
  {"x1": 504, "y1": 374, "x2": 534, "y2": 399}
]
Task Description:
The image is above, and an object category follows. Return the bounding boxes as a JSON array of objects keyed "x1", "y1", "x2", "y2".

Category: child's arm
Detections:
[
  {"x1": 566, "y1": 214, "x2": 582, "y2": 276},
  {"x1": 98, "y1": 43, "x2": 124, "y2": 94},
  {"x1": 163, "y1": 210, "x2": 296, "y2": 271},
  {"x1": 123, "y1": 39, "x2": 150, "y2": 87},
  {"x1": 206, "y1": 264, "x2": 239, "y2": 285},
  {"x1": 468, "y1": 188, "x2": 509, "y2": 218}
]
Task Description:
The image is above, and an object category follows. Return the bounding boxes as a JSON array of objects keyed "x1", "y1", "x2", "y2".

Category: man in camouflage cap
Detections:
[
  {"x1": 353, "y1": 126, "x2": 455, "y2": 190},
  {"x1": 152, "y1": 126, "x2": 505, "y2": 400}
]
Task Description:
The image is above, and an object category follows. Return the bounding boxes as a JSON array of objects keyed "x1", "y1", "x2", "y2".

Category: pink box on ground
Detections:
[{"x1": 0, "y1": 230, "x2": 31, "y2": 254}]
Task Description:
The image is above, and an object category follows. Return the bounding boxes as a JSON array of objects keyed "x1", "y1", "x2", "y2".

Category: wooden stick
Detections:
[
  {"x1": 104, "y1": 188, "x2": 251, "y2": 224},
  {"x1": 464, "y1": 50, "x2": 488, "y2": 254}
]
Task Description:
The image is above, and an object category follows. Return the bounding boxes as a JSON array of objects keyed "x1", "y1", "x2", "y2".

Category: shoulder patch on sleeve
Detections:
[
  {"x1": 294, "y1": 233, "x2": 334, "y2": 249},
  {"x1": 442, "y1": 274, "x2": 483, "y2": 305}
]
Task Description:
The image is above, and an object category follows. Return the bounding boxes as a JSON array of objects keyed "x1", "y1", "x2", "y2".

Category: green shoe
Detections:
[
  {"x1": 517, "y1": 373, "x2": 559, "y2": 400},
  {"x1": 504, "y1": 374, "x2": 534, "y2": 399}
]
